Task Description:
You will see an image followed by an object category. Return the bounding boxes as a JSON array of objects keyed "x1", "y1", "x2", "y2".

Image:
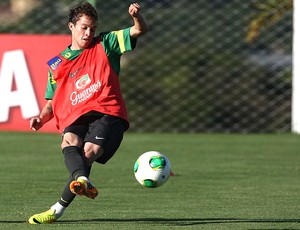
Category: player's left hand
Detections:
[{"x1": 129, "y1": 3, "x2": 141, "y2": 17}]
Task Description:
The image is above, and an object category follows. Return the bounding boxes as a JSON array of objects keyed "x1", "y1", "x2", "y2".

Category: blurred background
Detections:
[{"x1": 0, "y1": 0, "x2": 293, "y2": 133}]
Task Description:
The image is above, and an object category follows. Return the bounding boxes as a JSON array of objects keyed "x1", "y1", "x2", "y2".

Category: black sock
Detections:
[
  {"x1": 58, "y1": 176, "x2": 76, "y2": 207},
  {"x1": 86, "y1": 165, "x2": 92, "y2": 177},
  {"x1": 58, "y1": 165, "x2": 92, "y2": 208},
  {"x1": 62, "y1": 146, "x2": 86, "y2": 180}
]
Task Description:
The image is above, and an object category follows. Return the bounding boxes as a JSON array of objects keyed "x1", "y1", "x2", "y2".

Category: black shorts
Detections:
[{"x1": 63, "y1": 114, "x2": 127, "y2": 164}]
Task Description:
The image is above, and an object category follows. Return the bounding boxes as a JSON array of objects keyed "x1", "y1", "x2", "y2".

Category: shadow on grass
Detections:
[
  {"x1": 60, "y1": 218, "x2": 299, "y2": 226},
  {"x1": 1, "y1": 218, "x2": 299, "y2": 226}
]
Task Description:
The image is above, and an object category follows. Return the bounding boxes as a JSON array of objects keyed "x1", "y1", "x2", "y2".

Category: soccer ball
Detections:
[{"x1": 134, "y1": 151, "x2": 171, "y2": 188}]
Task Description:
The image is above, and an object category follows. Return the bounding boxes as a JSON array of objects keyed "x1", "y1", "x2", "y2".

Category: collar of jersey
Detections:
[{"x1": 61, "y1": 47, "x2": 84, "y2": 60}]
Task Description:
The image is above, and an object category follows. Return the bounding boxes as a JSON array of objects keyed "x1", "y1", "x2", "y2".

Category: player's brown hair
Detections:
[{"x1": 68, "y1": 1, "x2": 98, "y2": 25}]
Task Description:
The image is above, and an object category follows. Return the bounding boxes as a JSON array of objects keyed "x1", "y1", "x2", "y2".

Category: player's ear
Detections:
[{"x1": 68, "y1": 22, "x2": 74, "y2": 31}]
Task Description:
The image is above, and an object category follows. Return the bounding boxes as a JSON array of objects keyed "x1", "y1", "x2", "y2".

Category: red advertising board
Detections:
[{"x1": 0, "y1": 34, "x2": 70, "y2": 133}]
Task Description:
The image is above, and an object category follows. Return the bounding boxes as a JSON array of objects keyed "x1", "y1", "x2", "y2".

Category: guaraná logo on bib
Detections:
[{"x1": 75, "y1": 74, "x2": 91, "y2": 90}]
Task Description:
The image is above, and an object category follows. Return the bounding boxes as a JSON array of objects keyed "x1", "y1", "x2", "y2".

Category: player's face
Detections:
[{"x1": 69, "y1": 15, "x2": 97, "y2": 50}]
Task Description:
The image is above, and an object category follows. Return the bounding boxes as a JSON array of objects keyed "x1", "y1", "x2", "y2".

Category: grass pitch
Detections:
[{"x1": 0, "y1": 132, "x2": 299, "y2": 229}]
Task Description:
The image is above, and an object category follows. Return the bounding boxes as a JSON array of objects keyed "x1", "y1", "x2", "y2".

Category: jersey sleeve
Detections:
[
  {"x1": 101, "y1": 27, "x2": 136, "y2": 55},
  {"x1": 100, "y1": 27, "x2": 136, "y2": 75},
  {"x1": 44, "y1": 69, "x2": 56, "y2": 99}
]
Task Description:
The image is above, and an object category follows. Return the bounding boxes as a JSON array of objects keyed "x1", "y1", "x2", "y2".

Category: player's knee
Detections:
[
  {"x1": 84, "y1": 143, "x2": 103, "y2": 164},
  {"x1": 61, "y1": 132, "x2": 83, "y2": 149}
]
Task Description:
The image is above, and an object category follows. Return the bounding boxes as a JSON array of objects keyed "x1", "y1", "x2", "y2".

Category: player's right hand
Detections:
[
  {"x1": 30, "y1": 117, "x2": 43, "y2": 131},
  {"x1": 129, "y1": 3, "x2": 141, "y2": 18}
]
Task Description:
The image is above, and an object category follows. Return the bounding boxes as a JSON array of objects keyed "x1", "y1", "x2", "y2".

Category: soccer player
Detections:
[{"x1": 28, "y1": 1, "x2": 148, "y2": 224}]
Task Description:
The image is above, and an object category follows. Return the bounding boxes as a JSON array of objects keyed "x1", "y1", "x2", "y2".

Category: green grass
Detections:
[{"x1": 0, "y1": 132, "x2": 299, "y2": 229}]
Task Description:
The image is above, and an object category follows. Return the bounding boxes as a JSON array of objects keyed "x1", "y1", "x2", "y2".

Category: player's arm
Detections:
[
  {"x1": 129, "y1": 3, "x2": 149, "y2": 38},
  {"x1": 30, "y1": 100, "x2": 54, "y2": 131}
]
